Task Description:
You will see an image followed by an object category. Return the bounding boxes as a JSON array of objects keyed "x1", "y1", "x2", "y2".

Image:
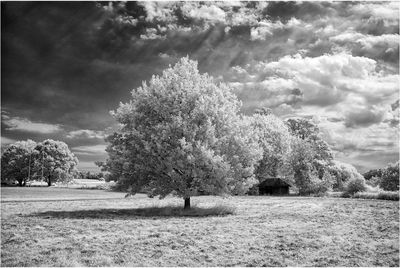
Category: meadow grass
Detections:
[{"x1": 1, "y1": 188, "x2": 399, "y2": 267}]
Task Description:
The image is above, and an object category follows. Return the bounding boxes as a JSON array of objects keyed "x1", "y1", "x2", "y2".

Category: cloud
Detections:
[
  {"x1": 2, "y1": 114, "x2": 62, "y2": 134},
  {"x1": 228, "y1": 53, "x2": 395, "y2": 114},
  {"x1": 72, "y1": 144, "x2": 107, "y2": 156},
  {"x1": 344, "y1": 106, "x2": 386, "y2": 128},
  {"x1": 188, "y1": 4, "x2": 226, "y2": 23},
  {"x1": 1, "y1": 136, "x2": 16, "y2": 145},
  {"x1": 350, "y1": 2, "x2": 399, "y2": 21},
  {"x1": 330, "y1": 32, "x2": 399, "y2": 63},
  {"x1": 66, "y1": 129, "x2": 105, "y2": 140}
]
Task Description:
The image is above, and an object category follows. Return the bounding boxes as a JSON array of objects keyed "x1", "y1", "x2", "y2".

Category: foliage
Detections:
[
  {"x1": 379, "y1": 161, "x2": 399, "y2": 191},
  {"x1": 366, "y1": 176, "x2": 381, "y2": 187},
  {"x1": 1, "y1": 140, "x2": 38, "y2": 186},
  {"x1": 363, "y1": 168, "x2": 383, "y2": 181},
  {"x1": 249, "y1": 113, "x2": 291, "y2": 179},
  {"x1": 328, "y1": 161, "x2": 364, "y2": 191},
  {"x1": 246, "y1": 184, "x2": 260, "y2": 195},
  {"x1": 344, "y1": 177, "x2": 366, "y2": 195},
  {"x1": 77, "y1": 171, "x2": 105, "y2": 181},
  {"x1": 33, "y1": 139, "x2": 78, "y2": 186},
  {"x1": 283, "y1": 137, "x2": 332, "y2": 195},
  {"x1": 285, "y1": 118, "x2": 333, "y2": 179},
  {"x1": 286, "y1": 118, "x2": 320, "y2": 140},
  {"x1": 102, "y1": 57, "x2": 262, "y2": 207}
]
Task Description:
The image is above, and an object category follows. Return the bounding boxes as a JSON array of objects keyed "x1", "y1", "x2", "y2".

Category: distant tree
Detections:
[
  {"x1": 102, "y1": 57, "x2": 262, "y2": 209},
  {"x1": 249, "y1": 113, "x2": 291, "y2": 178},
  {"x1": 286, "y1": 118, "x2": 319, "y2": 141},
  {"x1": 254, "y1": 107, "x2": 272, "y2": 116},
  {"x1": 328, "y1": 161, "x2": 364, "y2": 191},
  {"x1": 1, "y1": 140, "x2": 37, "y2": 186},
  {"x1": 363, "y1": 168, "x2": 383, "y2": 181},
  {"x1": 284, "y1": 135, "x2": 336, "y2": 195},
  {"x1": 286, "y1": 118, "x2": 333, "y2": 179},
  {"x1": 284, "y1": 137, "x2": 315, "y2": 194},
  {"x1": 34, "y1": 139, "x2": 78, "y2": 186},
  {"x1": 380, "y1": 161, "x2": 399, "y2": 191}
]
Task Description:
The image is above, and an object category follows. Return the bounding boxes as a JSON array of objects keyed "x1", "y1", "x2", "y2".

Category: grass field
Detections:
[{"x1": 1, "y1": 187, "x2": 399, "y2": 267}]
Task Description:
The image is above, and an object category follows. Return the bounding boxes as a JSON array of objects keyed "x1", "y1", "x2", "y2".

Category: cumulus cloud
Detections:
[
  {"x1": 2, "y1": 114, "x2": 62, "y2": 134},
  {"x1": 188, "y1": 4, "x2": 226, "y2": 23},
  {"x1": 350, "y1": 2, "x2": 399, "y2": 21},
  {"x1": 229, "y1": 53, "x2": 395, "y2": 113}
]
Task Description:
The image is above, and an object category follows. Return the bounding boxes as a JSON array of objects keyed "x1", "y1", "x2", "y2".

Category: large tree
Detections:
[
  {"x1": 1, "y1": 140, "x2": 37, "y2": 186},
  {"x1": 102, "y1": 57, "x2": 262, "y2": 209},
  {"x1": 34, "y1": 139, "x2": 78, "y2": 186}
]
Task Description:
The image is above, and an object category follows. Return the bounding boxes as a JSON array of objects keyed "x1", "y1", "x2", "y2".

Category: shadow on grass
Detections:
[{"x1": 28, "y1": 205, "x2": 236, "y2": 219}]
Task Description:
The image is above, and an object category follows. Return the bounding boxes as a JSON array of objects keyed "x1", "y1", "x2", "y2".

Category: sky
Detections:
[{"x1": 1, "y1": 1, "x2": 399, "y2": 173}]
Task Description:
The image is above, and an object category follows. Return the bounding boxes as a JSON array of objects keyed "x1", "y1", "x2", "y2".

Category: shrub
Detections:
[
  {"x1": 247, "y1": 184, "x2": 260, "y2": 195},
  {"x1": 377, "y1": 191, "x2": 399, "y2": 201},
  {"x1": 353, "y1": 191, "x2": 399, "y2": 201},
  {"x1": 344, "y1": 177, "x2": 366, "y2": 195}
]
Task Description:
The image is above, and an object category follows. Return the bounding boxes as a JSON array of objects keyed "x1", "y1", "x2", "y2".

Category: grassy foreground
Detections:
[{"x1": 1, "y1": 188, "x2": 399, "y2": 267}]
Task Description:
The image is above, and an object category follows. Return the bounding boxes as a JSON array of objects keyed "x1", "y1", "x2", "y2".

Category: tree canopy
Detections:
[
  {"x1": 1, "y1": 139, "x2": 37, "y2": 186},
  {"x1": 34, "y1": 139, "x2": 78, "y2": 186},
  {"x1": 101, "y1": 57, "x2": 262, "y2": 208},
  {"x1": 250, "y1": 113, "x2": 291, "y2": 178}
]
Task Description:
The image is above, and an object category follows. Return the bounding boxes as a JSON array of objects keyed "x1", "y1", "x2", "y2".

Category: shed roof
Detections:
[{"x1": 259, "y1": 177, "x2": 292, "y2": 187}]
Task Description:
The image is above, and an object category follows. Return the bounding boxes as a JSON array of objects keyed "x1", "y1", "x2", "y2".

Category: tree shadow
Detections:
[{"x1": 28, "y1": 205, "x2": 236, "y2": 219}]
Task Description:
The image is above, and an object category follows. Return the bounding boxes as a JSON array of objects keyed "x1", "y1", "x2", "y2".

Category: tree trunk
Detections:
[
  {"x1": 47, "y1": 177, "x2": 52, "y2": 187},
  {"x1": 184, "y1": 197, "x2": 190, "y2": 210},
  {"x1": 18, "y1": 180, "x2": 23, "y2": 187}
]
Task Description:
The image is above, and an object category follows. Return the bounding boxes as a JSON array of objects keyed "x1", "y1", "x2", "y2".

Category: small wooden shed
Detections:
[{"x1": 258, "y1": 177, "x2": 291, "y2": 195}]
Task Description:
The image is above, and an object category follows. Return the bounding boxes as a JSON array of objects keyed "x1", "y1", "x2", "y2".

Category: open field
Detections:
[
  {"x1": 1, "y1": 187, "x2": 399, "y2": 267},
  {"x1": 1, "y1": 186, "x2": 124, "y2": 202}
]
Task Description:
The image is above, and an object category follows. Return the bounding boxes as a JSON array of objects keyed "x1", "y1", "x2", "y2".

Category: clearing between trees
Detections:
[{"x1": 1, "y1": 188, "x2": 398, "y2": 267}]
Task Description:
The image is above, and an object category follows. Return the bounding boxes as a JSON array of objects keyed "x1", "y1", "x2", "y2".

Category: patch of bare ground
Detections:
[{"x1": 1, "y1": 190, "x2": 399, "y2": 266}]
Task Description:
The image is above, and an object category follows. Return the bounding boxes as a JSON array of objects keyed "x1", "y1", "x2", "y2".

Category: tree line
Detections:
[
  {"x1": 1, "y1": 139, "x2": 78, "y2": 186},
  {"x1": 363, "y1": 162, "x2": 399, "y2": 191}
]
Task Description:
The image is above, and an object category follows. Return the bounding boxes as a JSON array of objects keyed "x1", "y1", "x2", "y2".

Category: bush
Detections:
[
  {"x1": 247, "y1": 184, "x2": 260, "y2": 195},
  {"x1": 344, "y1": 177, "x2": 366, "y2": 195},
  {"x1": 377, "y1": 191, "x2": 399, "y2": 201}
]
